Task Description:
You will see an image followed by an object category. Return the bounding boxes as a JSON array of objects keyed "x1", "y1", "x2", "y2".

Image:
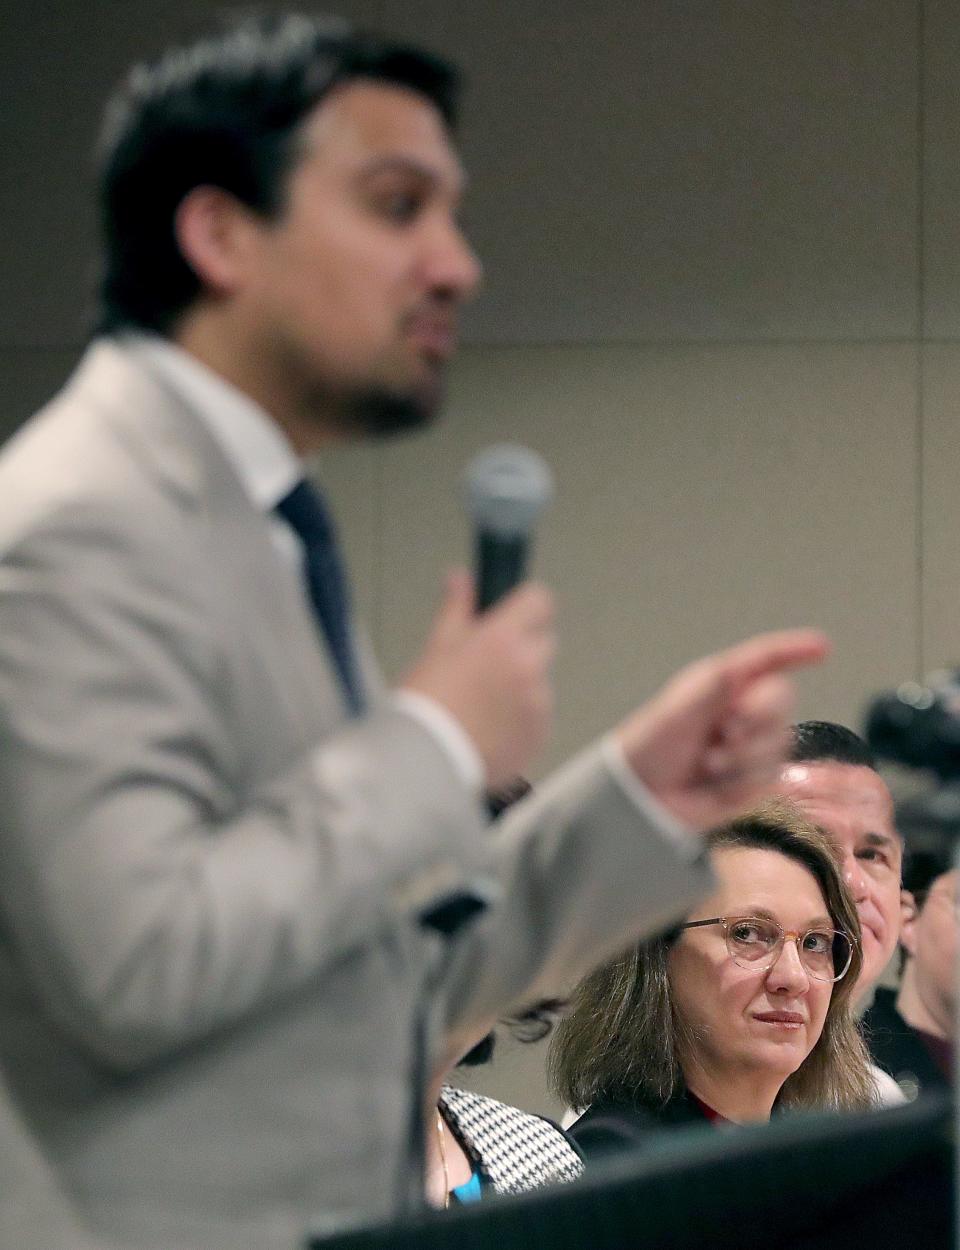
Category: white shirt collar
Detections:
[{"x1": 123, "y1": 332, "x2": 302, "y2": 512}]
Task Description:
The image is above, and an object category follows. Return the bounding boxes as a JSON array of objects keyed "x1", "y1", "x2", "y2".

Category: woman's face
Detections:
[{"x1": 668, "y1": 846, "x2": 837, "y2": 1088}]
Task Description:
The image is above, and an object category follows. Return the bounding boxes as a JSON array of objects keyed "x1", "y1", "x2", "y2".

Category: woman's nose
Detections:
[{"x1": 767, "y1": 936, "x2": 810, "y2": 991}]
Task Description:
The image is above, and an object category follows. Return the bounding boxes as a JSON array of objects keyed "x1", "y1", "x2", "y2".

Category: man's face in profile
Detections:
[
  {"x1": 902, "y1": 869, "x2": 958, "y2": 1031},
  {"x1": 236, "y1": 79, "x2": 482, "y2": 437},
  {"x1": 778, "y1": 761, "x2": 904, "y2": 994}
]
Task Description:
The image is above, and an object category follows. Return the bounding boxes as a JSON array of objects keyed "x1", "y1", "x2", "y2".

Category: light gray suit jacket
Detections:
[
  {"x1": 0, "y1": 340, "x2": 711, "y2": 1250},
  {"x1": 0, "y1": 1074, "x2": 104, "y2": 1250}
]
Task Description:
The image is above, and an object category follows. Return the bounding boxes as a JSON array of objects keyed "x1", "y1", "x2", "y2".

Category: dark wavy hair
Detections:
[
  {"x1": 95, "y1": 12, "x2": 459, "y2": 335},
  {"x1": 549, "y1": 802, "x2": 873, "y2": 1115}
]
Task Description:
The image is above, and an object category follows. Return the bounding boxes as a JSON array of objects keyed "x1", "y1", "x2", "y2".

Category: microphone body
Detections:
[
  {"x1": 464, "y1": 444, "x2": 554, "y2": 611},
  {"x1": 475, "y1": 531, "x2": 527, "y2": 612}
]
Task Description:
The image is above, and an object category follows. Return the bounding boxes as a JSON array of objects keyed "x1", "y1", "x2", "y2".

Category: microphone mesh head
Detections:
[{"x1": 464, "y1": 444, "x2": 554, "y2": 537}]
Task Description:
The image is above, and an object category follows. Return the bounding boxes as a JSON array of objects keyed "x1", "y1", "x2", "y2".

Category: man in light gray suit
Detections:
[{"x1": 0, "y1": 15, "x2": 828, "y2": 1250}]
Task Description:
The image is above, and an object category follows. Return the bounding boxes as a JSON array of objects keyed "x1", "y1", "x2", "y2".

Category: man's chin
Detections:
[{"x1": 334, "y1": 381, "x2": 444, "y2": 440}]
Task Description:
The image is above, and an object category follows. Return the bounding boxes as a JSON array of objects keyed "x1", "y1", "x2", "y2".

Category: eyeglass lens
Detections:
[{"x1": 725, "y1": 918, "x2": 850, "y2": 981}]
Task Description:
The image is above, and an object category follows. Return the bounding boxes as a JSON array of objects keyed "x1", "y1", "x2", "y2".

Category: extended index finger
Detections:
[{"x1": 714, "y1": 628, "x2": 831, "y2": 692}]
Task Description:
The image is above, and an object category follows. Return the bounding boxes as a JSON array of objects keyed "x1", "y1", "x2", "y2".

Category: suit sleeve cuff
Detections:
[
  {"x1": 393, "y1": 690, "x2": 485, "y2": 795},
  {"x1": 600, "y1": 732, "x2": 702, "y2": 861}
]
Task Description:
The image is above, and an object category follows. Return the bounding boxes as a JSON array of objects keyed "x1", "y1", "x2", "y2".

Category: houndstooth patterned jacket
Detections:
[{"x1": 439, "y1": 1084, "x2": 584, "y2": 1196}]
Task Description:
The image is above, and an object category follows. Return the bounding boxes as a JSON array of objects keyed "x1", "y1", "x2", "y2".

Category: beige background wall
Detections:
[{"x1": 1, "y1": 1, "x2": 957, "y2": 1116}]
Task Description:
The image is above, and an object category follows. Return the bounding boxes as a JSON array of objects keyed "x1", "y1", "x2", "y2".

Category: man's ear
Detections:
[
  {"x1": 173, "y1": 185, "x2": 259, "y2": 296},
  {"x1": 900, "y1": 889, "x2": 919, "y2": 957}
]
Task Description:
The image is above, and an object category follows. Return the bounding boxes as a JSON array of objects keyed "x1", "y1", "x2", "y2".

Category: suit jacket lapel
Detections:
[{"x1": 68, "y1": 340, "x2": 382, "y2": 738}]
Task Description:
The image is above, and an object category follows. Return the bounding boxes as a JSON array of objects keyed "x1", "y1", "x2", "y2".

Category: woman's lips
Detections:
[{"x1": 752, "y1": 1011, "x2": 805, "y2": 1028}]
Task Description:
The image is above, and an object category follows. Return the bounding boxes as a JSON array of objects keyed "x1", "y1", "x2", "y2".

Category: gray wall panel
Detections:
[
  {"x1": 372, "y1": 342, "x2": 919, "y2": 773},
  {"x1": 0, "y1": 347, "x2": 81, "y2": 441},
  {"x1": 922, "y1": 0, "x2": 960, "y2": 337},
  {"x1": 921, "y1": 343, "x2": 960, "y2": 672},
  {"x1": 456, "y1": 0, "x2": 919, "y2": 344}
]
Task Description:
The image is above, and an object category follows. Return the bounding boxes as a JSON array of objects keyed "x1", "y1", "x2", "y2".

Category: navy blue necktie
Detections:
[{"x1": 275, "y1": 480, "x2": 365, "y2": 716}]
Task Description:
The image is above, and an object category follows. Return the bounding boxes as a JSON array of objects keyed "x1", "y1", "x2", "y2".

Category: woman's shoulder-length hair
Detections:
[{"x1": 548, "y1": 800, "x2": 874, "y2": 1115}]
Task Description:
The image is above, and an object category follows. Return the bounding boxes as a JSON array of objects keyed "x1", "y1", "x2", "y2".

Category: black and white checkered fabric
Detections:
[{"x1": 438, "y1": 1084, "x2": 583, "y2": 1196}]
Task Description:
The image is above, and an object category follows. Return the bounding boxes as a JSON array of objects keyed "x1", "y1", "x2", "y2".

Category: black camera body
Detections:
[{"x1": 866, "y1": 671, "x2": 960, "y2": 780}]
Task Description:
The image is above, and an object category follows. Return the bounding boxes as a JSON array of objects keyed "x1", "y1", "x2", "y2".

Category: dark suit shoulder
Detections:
[
  {"x1": 568, "y1": 1091, "x2": 705, "y2": 1161},
  {"x1": 862, "y1": 988, "x2": 950, "y2": 1097}
]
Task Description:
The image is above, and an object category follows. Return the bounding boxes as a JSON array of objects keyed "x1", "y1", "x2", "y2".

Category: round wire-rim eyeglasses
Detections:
[{"x1": 679, "y1": 916, "x2": 855, "y2": 983}]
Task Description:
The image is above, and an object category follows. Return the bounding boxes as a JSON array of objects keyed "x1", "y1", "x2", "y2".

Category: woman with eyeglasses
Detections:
[{"x1": 549, "y1": 802, "x2": 873, "y2": 1157}]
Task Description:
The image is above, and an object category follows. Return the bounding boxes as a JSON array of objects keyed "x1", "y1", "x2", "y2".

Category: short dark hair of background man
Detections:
[{"x1": 789, "y1": 719, "x2": 878, "y2": 771}]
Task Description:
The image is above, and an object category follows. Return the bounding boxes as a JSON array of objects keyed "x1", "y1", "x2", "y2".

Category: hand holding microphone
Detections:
[
  {"x1": 401, "y1": 445, "x2": 556, "y2": 788},
  {"x1": 403, "y1": 444, "x2": 828, "y2": 811}
]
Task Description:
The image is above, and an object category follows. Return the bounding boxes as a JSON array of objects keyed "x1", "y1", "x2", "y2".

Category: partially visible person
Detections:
[
  {"x1": 550, "y1": 804, "x2": 872, "y2": 1159},
  {"x1": 863, "y1": 850, "x2": 956, "y2": 1099},
  {"x1": 777, "y1": 721, "x2": 908, "y2": 1105},
  {"x1": 423, "y1": 781, "x2": 581, "y2": 1207},
  {"x1": 779, "y1": 723, "x2": 903, "y2": 992},
  {"x1": 427, "y1": 1004, "x2": 581, "y2": 1207}
]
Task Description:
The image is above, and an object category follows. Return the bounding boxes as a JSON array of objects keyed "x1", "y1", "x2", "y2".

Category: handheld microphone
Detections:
[{"x1": 464, "y1": 444, "x2": 554, "y2": 611}]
